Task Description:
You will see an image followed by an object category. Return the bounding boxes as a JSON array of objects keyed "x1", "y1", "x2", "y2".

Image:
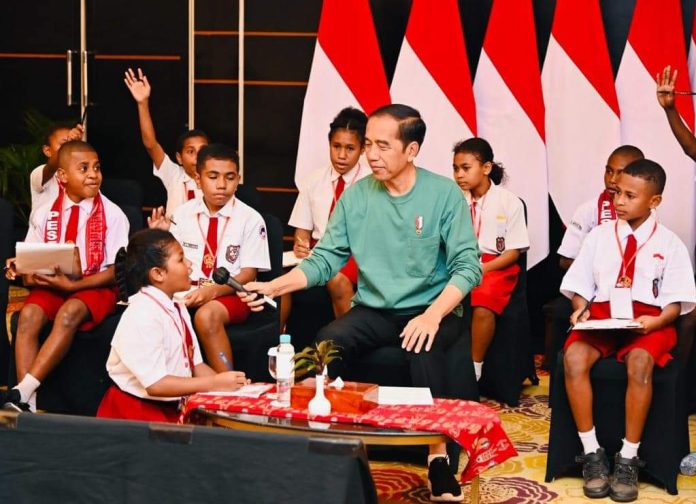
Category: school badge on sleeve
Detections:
[
  {"x1": 259, "y1": 225, "x2": 267, "y2": 240},
  {"x1": 496, "y1": 236, "x2": 505, "y2": 253},
  {"x1": 226, "y1": 245, "x2": 240, "y2": 263}
]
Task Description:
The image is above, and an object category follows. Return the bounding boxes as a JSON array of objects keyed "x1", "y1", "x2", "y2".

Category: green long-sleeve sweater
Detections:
[{"x1": 299, "y1": 168, "x2": 482, "y2": 313}]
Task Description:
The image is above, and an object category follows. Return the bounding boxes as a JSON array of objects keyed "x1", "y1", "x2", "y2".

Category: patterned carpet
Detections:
[
  {"x1": 369, "y1": 368, "x2": 696, "y2": 503},
  {"x1": 6, "y1": 287, "x2": 696, "y2": 502}
]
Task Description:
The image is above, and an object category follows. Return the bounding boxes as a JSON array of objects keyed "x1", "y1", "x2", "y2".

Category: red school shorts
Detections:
[
  {"x1": 470, "y1": 254, "x2": 520, "y2": 315},
  {"x1": 213, "y1": 294, "x2": 252, "y2": 324},
  {"x1": 564, "y1": 301, "x2": 676, "y2": 367},
  {"x1": 97, "y1": 385, "x2": 181, "y2": 423},
  {"x1": 24, "y1": 286, "x2": 118, "y2": 331}
]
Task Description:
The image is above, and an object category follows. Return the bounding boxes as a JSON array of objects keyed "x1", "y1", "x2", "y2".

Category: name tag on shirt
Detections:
[{"x1": 610, "y1": 287, "x2": 634, "y2": 320}]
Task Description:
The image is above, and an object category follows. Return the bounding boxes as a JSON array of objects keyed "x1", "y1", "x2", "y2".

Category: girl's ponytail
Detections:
[{"x1": 115, "y1": 246, "x2": 129, "y2": 302}]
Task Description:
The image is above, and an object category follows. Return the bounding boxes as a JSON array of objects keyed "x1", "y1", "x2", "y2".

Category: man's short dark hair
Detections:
[
  {"x1": 176, "y1": 129, "x2": 210, "y2": 153},
  {"x1": 196, "y1": 143, "x2": 239, "y2": 173},
  {"x1": 622, "y1": 158, "x2": 666, "y2": 194},
  {"x1": 370, "y1": 104, "x2": 426, "y2": 149},
  {"x1": 610, "y1": 145, "x2": 644, "y2": 160}
]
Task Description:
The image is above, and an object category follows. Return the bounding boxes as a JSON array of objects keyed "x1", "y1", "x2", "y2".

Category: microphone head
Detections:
[{"x1": 212, "y1": 267, "x2": 230, "y2": 285}]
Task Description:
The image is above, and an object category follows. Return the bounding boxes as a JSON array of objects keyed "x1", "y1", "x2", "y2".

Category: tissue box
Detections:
[{"x1": 291, "y1": 378, "x2": 378, "y2": 414}]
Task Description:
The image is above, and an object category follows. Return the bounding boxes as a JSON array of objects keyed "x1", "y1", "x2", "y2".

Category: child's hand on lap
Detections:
[
  {"x1": 633, "y1": 315, "x2": 661, "y2": 335},
  {"x1": 183, "y1": 286, "x2": 217, "y2": 308},
  {"x1": 32, "y1": 266, "x2": 76, "y2": 292},
  {"x1": 214, "y1": 371, "x2": 250, "y2": 391}
]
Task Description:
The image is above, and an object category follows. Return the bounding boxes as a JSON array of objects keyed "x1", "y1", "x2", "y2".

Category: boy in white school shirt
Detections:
[
  {"x1": 561, "y1": 159, "x2": 695, "y2": 502},
  {"x1": 124, "y1": 67, "x2": 208, "y2": 216},
  {"x1": 148, "y1": 144, "x2": 270, "y2": 373}
]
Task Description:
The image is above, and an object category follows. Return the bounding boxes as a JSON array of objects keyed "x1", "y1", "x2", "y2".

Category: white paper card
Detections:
[
  {"x1": 377, "y1": 386, "x2": 434, "y2": 405},
  {"x1": 610, "y1": 287, "x2": 634, "y2": 319},
  {"x1": 15, "y1": 242, "x2": 76, "y2": 275},
  {"x1": 282, "y1": 251, "x2": 303, "y2": 268},
  {"x1": 573, "y1": 319, "x2": 641, "y2": 331}
]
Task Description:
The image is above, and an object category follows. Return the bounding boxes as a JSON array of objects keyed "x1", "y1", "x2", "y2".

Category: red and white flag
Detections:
[
  {"x1": 616, "y1": 0, "x2": 695, "y2": 263},
  {"x1": 295, "y1": 0, "x2": 390, "y2": 185},
  {"x1": 689, "y1": 9, "x2": 696, "y2": 110},
  {"x1": 474, "y1": 0, "x2": 548, "y2": 268},
  {"x1": 542, "y1": 0, "x2": 620, "y2": 226},
  {"x1": 389, "y1": 0, "x2": 476, "y2": 177}
]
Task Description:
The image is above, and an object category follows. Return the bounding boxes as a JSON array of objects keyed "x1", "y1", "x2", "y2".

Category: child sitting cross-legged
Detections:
[{"x1": 561, "y1": 159, "x2": 696, "y2": 502}]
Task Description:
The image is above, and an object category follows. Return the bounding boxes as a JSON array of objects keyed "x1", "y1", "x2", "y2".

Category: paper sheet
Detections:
[
  {"x1": 282, "y1": 251, "x2": 303, "y2": 268},
  {"x1": 15, "y1": 242, "x2": 76, "y2": 275},
  {"x1": 377, "y1": 386, "x2": 434, "y2": 405},
  {"x1": 573, "y1": 319, "x2": 642, "y2": 331},
  {"x1": 198, "y1": 383, "x2": 273, "y2": 398}
]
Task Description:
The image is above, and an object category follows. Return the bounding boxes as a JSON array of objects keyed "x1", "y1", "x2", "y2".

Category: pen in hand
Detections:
[
  {"x1": 219, "y1": 351, "x2": 234, "y2": 371},
  {"x1": 567, "y1": 295, "x2": 596, "y2": 333}
]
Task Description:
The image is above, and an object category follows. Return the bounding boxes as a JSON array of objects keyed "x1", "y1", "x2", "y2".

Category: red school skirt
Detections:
[
  {"x1": 24, "y1": 286, "x2": 118, "y2": 331},
  {"x1": 565, "y1": 301, "x2": 676, "y2": 367},
  {"x1": 97, "y1": 385, "x2": 181, "y2": 423},
  {"x1": 470, "y1": 254, "x2": 520, "y2": 315}
]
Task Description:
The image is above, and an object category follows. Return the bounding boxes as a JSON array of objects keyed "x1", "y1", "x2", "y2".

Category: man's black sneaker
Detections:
[
  {"x1": 610, "y1": 453, "x2": 645, "y2": 502},
  {"x1": 427, "y1": 456, "x2": 463, "y2": 502},
  {"x1": 0, "y1": 389, "x2": 31, "y2": 412},
  {"x1": 575, "y1": 447, "x2": 610, "y2": 498}
]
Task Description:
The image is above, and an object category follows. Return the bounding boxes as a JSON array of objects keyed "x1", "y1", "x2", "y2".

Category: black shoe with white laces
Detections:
[
  {"x1": 427, "y1": 456, "x2": 463, "y2": 502},
  {"x1": 575, "y1": 447, "x2": 610, "y2": 498},
  {"x1": 0, "y1": 389, "x2": 31, "y2": 412},
  {"x1": 610, "y1": 453, "x2": 645, "y2": 502}
]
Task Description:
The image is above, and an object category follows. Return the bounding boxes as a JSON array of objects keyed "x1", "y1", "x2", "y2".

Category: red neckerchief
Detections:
[
  {"x1": 45, "y1": 187, "x2": 106, "y2": 276},
  {"x1": 597, "y1": 189, "x2": 616, "y2": 225}
]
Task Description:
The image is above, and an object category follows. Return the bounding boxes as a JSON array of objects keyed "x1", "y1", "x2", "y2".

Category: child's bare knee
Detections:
[
  {"x1": 626, "y1": 350, "x2": 654, "y2": 384},
  {"x1": 194, "y1": 303, "x2": 225, "y2": 334},
  {"x1": 18, "y1": 304, "x2": 46, "y2": 329},
  {"x1": 564, "y1": 348, "x2": 591, "y2": 378},
  {"x1": 55, "y1": 300, "x2": 88, "y2": 329}
]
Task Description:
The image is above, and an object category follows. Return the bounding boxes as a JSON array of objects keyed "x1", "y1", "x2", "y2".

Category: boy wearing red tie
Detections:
[
  {"x1": 561, "y1": 159, "x2": 695, "y2": 502},
  {"x1": 4, "y1": 141, "x2": 129, "y2": 411},
  {"x1": 149, "y1": 144, "x2": 270, "y2": 372}
]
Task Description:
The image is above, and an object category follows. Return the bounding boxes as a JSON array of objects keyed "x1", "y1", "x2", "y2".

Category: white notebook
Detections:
[
  {"x1": 573, "y1": 319, "x2": 642, "y2": 331},
  {"x1": 15, "y1": 242, "x2": 76, "y2": 275}
]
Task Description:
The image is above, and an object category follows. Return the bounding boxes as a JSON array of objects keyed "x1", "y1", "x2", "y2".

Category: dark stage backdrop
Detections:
[{"x1": 2, "y1": 1, "x2": 696, "y2": 351}]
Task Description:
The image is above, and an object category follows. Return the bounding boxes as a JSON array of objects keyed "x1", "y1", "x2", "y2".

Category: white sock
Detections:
[
  {"x1": 620, "y1": 438, "x2": 640, "y2": 459},
  {"x1": 473, "y1": 361, "x2": 483, "y2": 382},
  {"x1": 14, "y1": 373, "x2": 41, "y2": 403},
  {"x1": 578, "y1": 427, "x2": 601, "y2": 454},
  {"x1": 428, "y1": 454, "x2": 449, "y2": 465},
  {"x1": 27, "y1": 392, "x2": 37, "y2": 412}
]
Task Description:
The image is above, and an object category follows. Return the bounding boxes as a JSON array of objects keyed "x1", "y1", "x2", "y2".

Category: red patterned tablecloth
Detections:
[{"x1": 180, "y1": 391, "x2": 517, "y2": 483}]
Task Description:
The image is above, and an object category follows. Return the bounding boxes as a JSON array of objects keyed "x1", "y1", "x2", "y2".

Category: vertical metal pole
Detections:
[
  {"x1": 80, "y1": 0, "x2": 87, "y2": 138},
  {"x1": 238, "y1": 0, "x2": 245, "y2": 182},
  {"x1": 188, "y1": 0, "x2": 195, "y2": 129}
]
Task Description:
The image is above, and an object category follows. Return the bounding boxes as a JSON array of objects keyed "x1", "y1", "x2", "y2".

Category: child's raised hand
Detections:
[
  {"x1": 656, "y1": 65, "x2": 678, "y2": 109},
  {"x1": 147, "y1": 206, "x2": 170, "y2": 230},
  {"x1": 68, "y1": 123, "x2": 84, "y2": 141},
  {"x1": 124, "y1": 67, "x2": 151, "y2": 103},
  {"x1": 213, "y1": 371, "x2": 250, "y2": 391}
]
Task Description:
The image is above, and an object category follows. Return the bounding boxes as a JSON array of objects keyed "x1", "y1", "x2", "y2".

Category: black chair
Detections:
[
  {"x1": 223, "y1": 213, "x2": 283, "y2": 382},
  {"x1": 120, "y1": 204, "x2": 144, "y2": 235},
  {"x1": 545, "y1": 321, "x2": 691, "y2": 495},
  {"x1": 236, "y1": 184, "x2": 262, "y2": 212},
  {"x1": 477, "y1": 250, "x2": 538, "y2": 406},
  {"x1": 9, "y1": 307, "x2": 125, "y2": 416},
  {"x1": 0, "y1": 198, "x2": 14, "y2": 387}
]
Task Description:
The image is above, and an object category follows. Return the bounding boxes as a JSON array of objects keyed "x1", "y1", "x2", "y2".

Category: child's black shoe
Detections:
[
  {"x1": 427, "y1": 456, "x2": 463, "y2": 502},
  {"x1": 610, "y1": 453, "x2": 645, "y2": 502},
  {"x1": 0, "y1": 389, "x2": 31, "y2": 412},
  {"x1": 575, "y1": 447, "x2": 610, "y2": 498}
]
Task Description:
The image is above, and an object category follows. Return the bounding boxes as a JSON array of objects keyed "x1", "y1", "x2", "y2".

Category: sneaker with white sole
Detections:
[{"x1": 427, "y1": 456, "x2": 463, "y2": 502}]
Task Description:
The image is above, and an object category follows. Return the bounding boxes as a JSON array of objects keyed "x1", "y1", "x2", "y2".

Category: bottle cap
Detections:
[{"x1": 279, "y1": 334, "x2": 291, "y2": 344}]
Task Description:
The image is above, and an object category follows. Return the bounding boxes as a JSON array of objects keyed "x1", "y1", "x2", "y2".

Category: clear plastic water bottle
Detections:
[{"x1": 275, "y1": 334, "x2": 295, "y2": 407}]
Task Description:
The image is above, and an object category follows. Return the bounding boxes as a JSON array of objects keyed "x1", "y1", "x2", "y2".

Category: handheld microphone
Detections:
[{"x1": 212, "y1": 267, "x2": 277, "y2": 309}]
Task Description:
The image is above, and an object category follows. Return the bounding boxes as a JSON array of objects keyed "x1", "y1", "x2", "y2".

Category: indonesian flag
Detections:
[
  {"x1": 474, "y1": 0, "x2": 548, "y2": 268},
  {"x1": 542, "y1": 0, "x2": 620, "y2": 226},
  {"x1": 295, "y1": 0, "x2": 390, "y2": 185},
  {"x1": 616, "y1": 0, "x2": 696, "y2": 264},
  {"x1": 390, "y1": 0, "x2": 476, "y2": 177},
  {"x1": 689, "y1": 9, "x2": 696, "y2": 111}
]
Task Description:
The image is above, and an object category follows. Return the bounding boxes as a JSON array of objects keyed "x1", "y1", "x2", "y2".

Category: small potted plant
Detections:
[{"x1": 293, "y1": 340, "x2": 341, "y2": 415}]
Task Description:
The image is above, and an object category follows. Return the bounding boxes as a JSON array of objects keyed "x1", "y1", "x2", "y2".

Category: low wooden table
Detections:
[{"x1": 193, "y1": 407, "x2": 480, "y2": 503}]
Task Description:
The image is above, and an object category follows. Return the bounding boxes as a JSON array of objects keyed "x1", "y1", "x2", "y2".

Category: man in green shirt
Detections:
[{"x1": 244, "y1": 104, "x2": 481, "y2": 502}]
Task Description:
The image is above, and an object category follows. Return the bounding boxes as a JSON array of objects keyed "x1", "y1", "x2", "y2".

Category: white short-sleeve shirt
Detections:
[
  {"x1": 463, "y1": 182, "x2": 529, "y2": 255},
  {"x1": 557, "y1": 196, "x2": 605, "y2": 260},
  {"x1": 25, "y1": 192, "x2": 130, "y2": 272},
  {"x1": 560, "y1": 216, "x2": 696, "y2": 314},
  {"x1": 289, "y1": 163, "x2": 369, "y2": 241},
  {"x1": 29, "y1": 164, "x2": 60, "y2": 216},
  {"x1": 171, "y1": 197, "x2": 270, "y2": 281},
  {"x1": 153, "y1": 154, "x2": 202, "y2": 216},
  {"x1": 106, "y1": 285, "x2": 204, "y2": 401}
]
